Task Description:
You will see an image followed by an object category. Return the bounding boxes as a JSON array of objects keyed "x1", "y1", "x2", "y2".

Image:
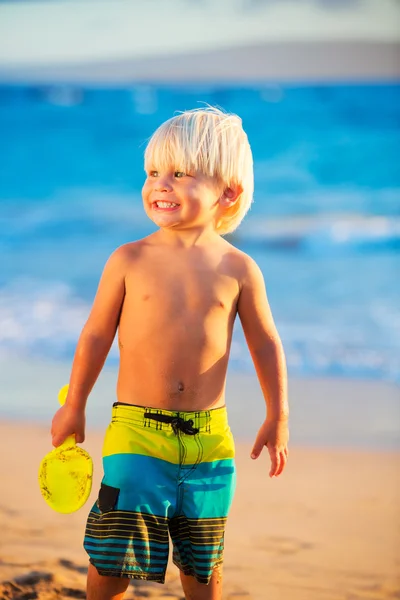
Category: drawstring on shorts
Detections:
[{"x1": 144, "y1": 412, "x2": 200, "y2": 435}]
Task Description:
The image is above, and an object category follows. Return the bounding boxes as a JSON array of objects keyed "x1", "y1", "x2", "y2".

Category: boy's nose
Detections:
[{"x1": 155, "y1": 176, "x2": 172, "y2": 191}]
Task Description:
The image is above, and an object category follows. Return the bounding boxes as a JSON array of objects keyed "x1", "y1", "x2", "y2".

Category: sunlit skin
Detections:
[
  {"x1": 142, "y1": 167, "x2": 224, "y2": 233},
  {"x1": 51, "y1": 166, "x2": 289, "y2": 600}
]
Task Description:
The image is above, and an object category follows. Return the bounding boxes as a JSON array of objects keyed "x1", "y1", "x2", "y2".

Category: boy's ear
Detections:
[{"x1": 219, "y1": 184, "x2": 243, "y2": 208}]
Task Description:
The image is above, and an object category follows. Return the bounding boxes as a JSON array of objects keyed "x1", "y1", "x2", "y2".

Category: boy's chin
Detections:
[{"x1": 150, "y1": 215, "x2": 182, "y2": 229}]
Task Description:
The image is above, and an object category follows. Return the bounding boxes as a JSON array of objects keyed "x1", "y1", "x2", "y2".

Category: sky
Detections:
[{"x1": 0, "y1": 0, "x2": 399, "y2": 68}]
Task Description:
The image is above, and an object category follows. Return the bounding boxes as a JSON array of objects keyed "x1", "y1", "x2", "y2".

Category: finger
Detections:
[
  {"x1": 75, "y1": 433, "x2": 85, "y2": 444},
  {"x1": 251, "y1": 434, "x2": 266, "y2": 460},
  {"x1": 268, "y1": 450, "x2": 280, "y2": 477},
  {"x1": 275, "y1": 452, "x2": 287, "y2": 476},
  {"x1": 52, "y1": 434, "x2": 65, "y2": 448}
]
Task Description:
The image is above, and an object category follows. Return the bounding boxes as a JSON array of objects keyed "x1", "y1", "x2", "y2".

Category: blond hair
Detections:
[{"x1": 144, "y1": 106, "x2": 254, "y2": 235}]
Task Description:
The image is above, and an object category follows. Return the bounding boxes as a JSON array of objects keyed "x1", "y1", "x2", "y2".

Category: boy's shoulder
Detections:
[
  {"x1": 102, "y1": 239, "x2": 149, "y2": 276},
  {"x1": 108, "y1": 238, "x2": 151, "y2": 260},
  {"x1": 218, "y1": 237, "x2": 262, "y2": 281}
]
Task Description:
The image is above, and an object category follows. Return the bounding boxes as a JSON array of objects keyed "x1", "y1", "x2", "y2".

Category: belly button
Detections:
[{"x1": 178, "y1": 382, "x2": 185, "y2": 392}]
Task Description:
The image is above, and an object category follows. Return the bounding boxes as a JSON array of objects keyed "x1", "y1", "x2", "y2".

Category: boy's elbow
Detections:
[
  {"x1": 80, "y1": 323, "x2": 116, "y2": 350},
  {"x1": 252, "y1": 336, "x2": 285, "y2": 362}
]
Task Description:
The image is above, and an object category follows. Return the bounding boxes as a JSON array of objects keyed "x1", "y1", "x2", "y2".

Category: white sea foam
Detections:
[
  {"x1": 236, "y1": 213, "x2": 400, "y2": 251},
  {"x1": 0, "y1": 279, "x2": 88, "y2": 353},
  {"x1": 0, "y1": 279, "x2": 119, "y2": 360}
]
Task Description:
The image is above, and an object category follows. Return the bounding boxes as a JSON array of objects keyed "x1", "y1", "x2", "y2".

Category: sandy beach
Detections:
[
  {"x1": 0, "y1": 418, "x2": 399, "y2": 599},
  {"x1": 0, "y1": 367, "x2": 399, "y2": 599}
]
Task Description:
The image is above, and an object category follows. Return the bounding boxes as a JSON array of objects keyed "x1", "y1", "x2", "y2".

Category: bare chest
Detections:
[{"x1": 123, "y1": 255, "x2": 240, "y2": 319}]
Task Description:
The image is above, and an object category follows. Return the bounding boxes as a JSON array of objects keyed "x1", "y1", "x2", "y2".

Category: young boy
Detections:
[{"x1": 51, "y1": 106, "x2": 289, "y2": 600}]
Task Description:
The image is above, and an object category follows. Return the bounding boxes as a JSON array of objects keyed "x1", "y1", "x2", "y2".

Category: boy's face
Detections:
[{"x1": 142, "y1": 167, "x2": 224, "y2": 232}]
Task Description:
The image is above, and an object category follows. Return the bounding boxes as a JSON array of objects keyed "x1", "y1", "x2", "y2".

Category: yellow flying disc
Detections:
[{"x1": 38, "y1": 384, "x2": 93, "y2": 514}]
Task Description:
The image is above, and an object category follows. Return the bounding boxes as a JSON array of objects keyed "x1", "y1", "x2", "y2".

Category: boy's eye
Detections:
[
  {"x1": 149, "y1": 170, "x2": 159, "y2": 177},
  {"x1": 174, "y1": 171, "x2": 187, "y2": 178}
]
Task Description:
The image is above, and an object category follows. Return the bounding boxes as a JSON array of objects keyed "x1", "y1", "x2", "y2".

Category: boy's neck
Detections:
[{"x1": 153, "y1": 226, "x2": 221, "y2": 248}]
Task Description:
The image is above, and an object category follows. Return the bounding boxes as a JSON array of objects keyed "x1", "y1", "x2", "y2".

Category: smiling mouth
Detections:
[{"x1": 153, "y1": 201, "x2": 180, "y2": 210}]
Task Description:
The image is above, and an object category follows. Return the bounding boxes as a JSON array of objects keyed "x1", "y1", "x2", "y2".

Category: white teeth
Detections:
[{"x1": 156, "y1": 202, "x2": 178, "y2": 208}]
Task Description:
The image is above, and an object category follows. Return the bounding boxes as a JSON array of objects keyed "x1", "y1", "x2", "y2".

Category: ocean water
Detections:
[{"x1": 1, "y1": 82, "x2": 399, "y2": 383}]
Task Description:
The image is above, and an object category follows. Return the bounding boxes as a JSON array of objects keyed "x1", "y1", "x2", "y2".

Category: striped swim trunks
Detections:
[{"x1": 83, "y1": 402, "x2": 236, "y2": 584}]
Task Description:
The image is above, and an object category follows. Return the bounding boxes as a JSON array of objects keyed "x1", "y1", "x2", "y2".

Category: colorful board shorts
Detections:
[{"x1": 83, "y1": 402, "x2": 236, "y2": 584}]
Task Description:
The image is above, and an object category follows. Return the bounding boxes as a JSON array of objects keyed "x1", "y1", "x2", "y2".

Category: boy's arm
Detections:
[
  {"x1": 237, "y1": 254, "x2": 289, "y2": 477},
  {"x1": 51, "y1": 246, "x2": 128, "y2": 446}
]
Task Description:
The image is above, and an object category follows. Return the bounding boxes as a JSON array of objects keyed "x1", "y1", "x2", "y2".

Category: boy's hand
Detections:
[
  {"x1": 51, "y1": 404, "x2": 86, "y2": 447},
  {"x1": 251, "y1": 418, "x2": 289, "y2": 477}
]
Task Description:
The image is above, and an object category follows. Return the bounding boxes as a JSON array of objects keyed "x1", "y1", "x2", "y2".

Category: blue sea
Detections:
[{"x1": 1, "y1": 83, "x2": 399, "y2": 383}]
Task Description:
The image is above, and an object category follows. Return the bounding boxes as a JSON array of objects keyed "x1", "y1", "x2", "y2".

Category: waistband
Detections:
[{"x1": 111, "y1": 402, "x2": 229, "y2": 434}]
